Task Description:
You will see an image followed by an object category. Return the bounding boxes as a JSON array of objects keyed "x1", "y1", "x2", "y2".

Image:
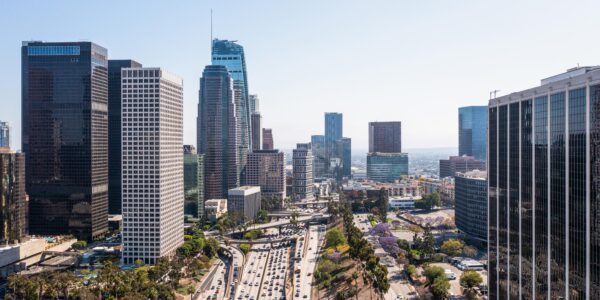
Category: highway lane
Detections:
[{"x1": 292, "y1": 225, "x2": 324, "y2": 299}]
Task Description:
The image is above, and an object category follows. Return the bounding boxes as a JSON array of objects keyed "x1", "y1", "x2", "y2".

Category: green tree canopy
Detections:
[
  {"x1": 325, "y1": 228, "x2": 347, "y2": 248},
  {"x1": 440, "y1": 239, "x2": 464, "y2": 256},
  {"x1": 423, "y1": 265, "x2": 446, "y2": 286},
  {"x1": 460, "y1": 270, "x2": 483, "y2": 289},
  {"x1": 430, "y1": 276, "x2": 451, "y2": 300}
]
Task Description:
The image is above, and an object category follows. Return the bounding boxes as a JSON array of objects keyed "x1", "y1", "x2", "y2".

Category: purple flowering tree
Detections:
[
  {"x1": 379, "y1": 236, "x2": 400, "y2": 256},
  {"x1": 369, "y1": 223, "x2": 392, "y2": 237},
  {"x1": 328, "y1": 251, "x2": 342, "y2": 263}
]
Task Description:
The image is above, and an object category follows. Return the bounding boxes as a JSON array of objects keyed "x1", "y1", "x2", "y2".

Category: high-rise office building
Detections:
[
  {"x1": 249, "y1": 94, "x2": 259, "y2": 113},
  {"x1": 311, "y1": 135, "x2": 327, "y2": 178},
  {"x1": 0, "y1": 121, "x2": 9, "y2": 148},
  {"x1": 0, "y1": 148, "x2": 27, "y2": 243},
  {"x1": 197, "y1": 65, "x2": 240, "y2": 199},
  {"x1": 184, "y1": 145, "x2": 204, "y2": 219},
  {"x1": 108, "y1": 59, "x2": 142, "y2": 215},
  {"x1": 325, "y1": 112, "x2": 343, "y2": 143},
  {"x1": 459, "y1": 106, "x2": 488, "y2": 161},
  {"x1": 292, "y1": 143, "x2": 314, "y2": 201},
  {"x1": 488, "y1": 67, "x2": 600, "y2": 299},
  {"x1": 262, "y1": 128, "x2": 274, "y2": 150},
  {"x1": 246, "y1": 150, "x2": 286, "y2": 208},
  {"x1": 366, "y1": 153, "x2": 408, "y2": 182},
  {"x1": 369, "y1": 121, "x2": 401, "y2": 153},
  {"x1": 121, "y1": 67, "x2": 184, "y2": 265},
  {"x1": 438, "y1": 155, "x2": 486, "y2": 178},
  {"x1": 338, "y1": 137, "x2": 351, "y2": 177},
  {"x1": 22, "y1": 41, "x2": 108, "y2": 240},
  {"x1": 212, "y1": 39, "x2": 252, "y2": 154},
  {"x1": 251, "y1": 112, "x2": 261, "y2": 151},
  {"x1": 454, "y1": 170, "x2": 487, "y2": 244},
  {"x1": 228, "y1": 186, "x2": 261, "y2": 222}
]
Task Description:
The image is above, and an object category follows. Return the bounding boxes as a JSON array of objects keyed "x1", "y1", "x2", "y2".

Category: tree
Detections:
[
  {"x1": 405, "y1": 264, "x2": 417, "y2": 278},
  {"x1": 440, "y1": 239, "x2": 464, "y2": 257},
  {"x1": 72, "y1": 240, "x2": 87, "y2": 250},
  {"x1": 239, "y1": 243, "x2": 251, "y2": 254},
  {"x1": 325, "y1": 228, "x2": 347, "y2": 248},
  {"x1": 257, "y1": 209, "x2": 269, "y2": 223},
  {"x1": 376, "y1": 188, "x2": 389, "y2": 222},
  {"x1": 397, "y1": 239, "x2": 410, "y2": 251},
  {"x1": 421, "y1": 226, "x2": 436, "y2": 257},
  {"x1": 423, "y1": 265, "x2": 445, "y2": 286},
  {"x1": 204, "y1": 237, "x2": 220, "y2": 257},
  {"x1": 460, "y1": 270, "x2": 483, "y2": 299},
  {"x1": 134, "y1": 259, "x2": 145, "y2": 267},
  {"x1": 430, "y1": 276, "x2": 451, "y2": 300}
]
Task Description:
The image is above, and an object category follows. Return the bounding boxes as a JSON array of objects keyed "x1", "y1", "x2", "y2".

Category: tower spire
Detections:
[{"x1": 210, "y1": 9, "x2": 213, "y2": 54}]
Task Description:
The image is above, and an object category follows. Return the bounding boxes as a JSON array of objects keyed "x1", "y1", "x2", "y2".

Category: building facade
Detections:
[
  {"x1": 454, "y1": 170, "x2": 487, "y2": 243},
  {"x1": 292, "y1": 143, "x2": 314, "y2": 201},
  {"x1": 22, "y1": 41, "x2": 108, "y2": 240},
  {"x1": 212, "y1": 39, "x2": 252, "y2": 159},
  {"x1": 204, "y1": 199, "x2": 227, "y2": 222},
  {"x1": 184, "y1": 145, "x2": 204, "y2": 219},
  {"x1": 0, "y1": 149, "x2": 27, "y2": 243},
  {"x1": 337, "y1": 137, "x2": 351, "y2": 177},
  {"x1": 108, "y1": 59, "x2": 142, "y2": 215},
  {"x1": 369, "y1": 121, "x2": 402, "y2": 153},
  {"x1": 439, "y1": 155, "x2": 486, "y2": 178},
  {"x1": 488, "y1": 67, "x2": 600, "y2": 299},
  {"x1": 121, "y1": 68, "x2": 184, "y2": 265},
  {"x1": 459, "y1": 106, "x2": 488, "y2": 161},
  {"x1": 249, "y1": 94, "x2": 259, "y2": 114},
  {"x1": 246, "y1": 150, "x2": 286, "y2": 208},
  {"x1": 0, "y1": 122, "x2": 9, "y2": 148},
  {"x1": 228, "y1": 186, "x2": 261, "y2": 222},
  {"x1": 366, "y1": 152, "x2": 408, "y2": 182},
  {"x1": 197, "y1": 65, "x2": 240, "y2": 199},
  {"x1": 262, "y1": 128, "x2": 274, "y2": 150},
  {"x1": 311, "y1": 135, "x2": 327, "y2": 178},
  {"x1": 251, "y1": 112, "x2": 261, "y2": 151}
]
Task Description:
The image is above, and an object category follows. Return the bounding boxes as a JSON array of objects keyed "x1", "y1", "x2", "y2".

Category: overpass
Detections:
[
  {"x1": 267, "y1": 211, "x2": 312, "y2": 217},
  {"x1": 227, "y1": 214, "x2": 330, "y2": 235},
  {"x1": 289, "y1": 199, "x2": 337, "y2": 207},
  {"x1": 222, "y1": 235, "x2": 300, "y2": 245}
]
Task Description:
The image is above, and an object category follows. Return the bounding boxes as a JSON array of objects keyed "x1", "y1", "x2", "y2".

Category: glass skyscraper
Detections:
[
  {"x1": 459, "y1": 106, "x2": 488, "y2": 161},
  {"x1": 107, "y1": 59, "x2": 142, "y2": 215},
  {"x1": 197, "y1": 65, "x2": 240, "y2": 200},
  {"x1": 212, "y1": 39, "x2": 251, "y2": 174},
  {"x1": 366, "y1": 153, "x2": 408, "y2": 182},
  {"x1": 488, "y1": 67, "x2": 600, "y2": 299},
  {"x1": 325, "y1": 112, "x2": 343, "y2": 146},
  {"x1": 22, "y1": 41, "x2": 108, "y2": 240}
]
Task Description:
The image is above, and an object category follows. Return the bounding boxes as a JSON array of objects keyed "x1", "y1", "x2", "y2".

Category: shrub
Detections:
[
  {"x1": 239, "y1": 243, "x2": 251, "y2": 254},
  {"x1": 325, "y1": 228, "x2": 347, "y2": 248}
]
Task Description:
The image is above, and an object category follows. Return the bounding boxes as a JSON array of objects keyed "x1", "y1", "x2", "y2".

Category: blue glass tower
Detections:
[
  {"x1": 458, "y1": 106, "x2": 488, "y2": 161},
  {"x1": 211, "y1": 39, "x2": 251, "y2": 154}
]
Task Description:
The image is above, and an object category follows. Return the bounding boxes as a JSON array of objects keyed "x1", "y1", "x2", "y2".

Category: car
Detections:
[{"x1": 303, "y1": 295, "x2": 307, "y2": 298}]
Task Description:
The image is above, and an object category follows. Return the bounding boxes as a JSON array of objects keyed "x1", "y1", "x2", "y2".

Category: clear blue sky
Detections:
[{"x1": 1, "y1": 0, "x2": 599, "y2": 151}]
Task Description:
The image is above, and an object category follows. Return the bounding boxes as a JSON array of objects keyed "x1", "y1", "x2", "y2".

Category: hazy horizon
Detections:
[{"x1": 3, "y1": 1, "x2": 600, "y2": 150}]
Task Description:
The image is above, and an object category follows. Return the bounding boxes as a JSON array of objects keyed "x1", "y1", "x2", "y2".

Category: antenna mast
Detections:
[{"x1": 210, "y1": 9, "x2": 213, "y2": 54}]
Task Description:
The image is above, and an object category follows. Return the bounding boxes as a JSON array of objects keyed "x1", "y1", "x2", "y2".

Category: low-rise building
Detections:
[
  {"x1": 228, "y1": 186, "x2": 261, "y2": 222},
  {"x1": 204, "y1": 199, "x2": 227, "y2": 222},
  {"x1": 438, "y1": 155, "x2": 485, "y2": 178},
  {"x1": 389, "y1": 195, "x2": 421, "y2": 210}
]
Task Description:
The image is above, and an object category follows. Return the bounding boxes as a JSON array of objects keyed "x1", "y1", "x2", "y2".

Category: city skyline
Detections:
[{"x1": 4, "y1": 1, "x2": 600, "y2": 150}]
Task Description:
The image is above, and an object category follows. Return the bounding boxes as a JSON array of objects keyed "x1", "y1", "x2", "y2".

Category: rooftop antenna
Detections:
[{"x1": 490, "y1": 90, "x2": 500, "y2": 100}]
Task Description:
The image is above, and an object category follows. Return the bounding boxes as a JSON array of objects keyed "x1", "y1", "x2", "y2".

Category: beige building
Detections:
[{"x1": 205, "y1": 199, "x2": 227, "y2": 222}]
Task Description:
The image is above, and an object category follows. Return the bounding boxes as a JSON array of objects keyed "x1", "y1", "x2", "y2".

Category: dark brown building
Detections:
[
  {"x1": 369, "y1": 122, "x2": 402, "y2": 153},
  {"x1": 439, "y1": 155, "x2": 485, "y2": 178},
  {"x1": 262, "y1": 128, "x2": 274, "y2": 150},
  {"x1": 22, "y1": 41, "x2": 108, "y2": 240}
]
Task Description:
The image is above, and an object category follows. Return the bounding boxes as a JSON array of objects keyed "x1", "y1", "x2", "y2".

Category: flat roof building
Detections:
[{"x1": 228, "y1": 186, "x2": 261, "y2": 222}]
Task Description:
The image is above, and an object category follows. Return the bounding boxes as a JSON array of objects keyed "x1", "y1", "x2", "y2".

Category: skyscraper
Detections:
[
  {"x1": 369, "y1": 121, "x2": 401, "y2": 153},
  {"x1": 121, "y1": 67, "x2": 184, "y2": 265},
  {"x1": 197, "y1": 65, "x2": 240, "y2": 199},
  {"x1": 0, "y1": 148, "x2": 27, "y2": 243},
  {"x1": 311, "y1": 135, "x2": 327, "y2": 178},
  {"x1": 0, "y1": 121, "x2": 9, "y2": 148},
  {"x1": 246, "y1": 150, "x2": 286, "y2": 208},
  {"x1": 488, "y1": 67, "x2": 600, "y2": 299},
  {"x1": 108, "y1": 59, "x2": 142, "y2": 215},
  {"x1": 292, "y1": 143, "x2": 314, "y2": 201},
  {"x1": 212, "y1": 39, "x2": 252, "y2": 162},
  {"x1": 251, "y1": 112, "x2": 261, "y2": 151},
  {"x1": 22, "y1": 41, "x2": 108, "y2": 240},
  {"x1": 249, "y1": 94, "x2": 259, "y2": 113},
  {"x1": 325, "y1": 112, "x2": 343, "y2": 143},
  {"x1": 336, "y1": 137, "x2": 352, "y2": 177},
  {"x1": 262, "y1": 128, "x2": 274, "y2": 150},
  {"x1": 458, "y1": 106, "x2": 488, "y2": 161}
]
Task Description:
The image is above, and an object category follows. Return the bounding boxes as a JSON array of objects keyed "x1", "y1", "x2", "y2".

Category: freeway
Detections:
[{"x1": 292, "y1": 224, "x2": 325, "y2": 299}]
